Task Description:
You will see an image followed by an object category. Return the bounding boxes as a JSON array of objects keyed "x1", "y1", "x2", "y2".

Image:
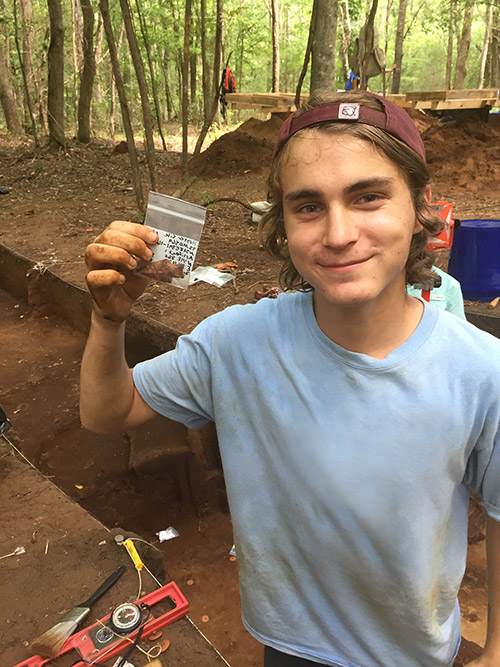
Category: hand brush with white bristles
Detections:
[{"x1": 31, "y1": 564, "x2": 125, "y2": 658}]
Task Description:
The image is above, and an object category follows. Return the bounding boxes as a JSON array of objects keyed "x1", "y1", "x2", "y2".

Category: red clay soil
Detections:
[
  {"x1": 189, "y1": 115, "x2": 283, "y2": 178},
  {"x1": 1, "y1": 108, "x2": 499, "y2": 666}
]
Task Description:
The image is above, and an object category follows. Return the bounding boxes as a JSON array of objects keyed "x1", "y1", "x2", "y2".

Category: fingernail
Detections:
[
  {"x1": 146, "y1": 248, "x2": 153, "y2": 259},
  {"x1": 148, "y1": 231, "x2": 158, "y2": 243},
  {"x1": 129, "y1": 257, "x2": 137, "y2": 269},
  {"x1": 119, "y1": 274, "x2": 126, "y2": 284}
]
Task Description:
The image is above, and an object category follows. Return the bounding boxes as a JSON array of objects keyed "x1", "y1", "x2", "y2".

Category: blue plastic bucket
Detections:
[{"x1": 448, "y1": 219, "x2": 500, "y2": 301}]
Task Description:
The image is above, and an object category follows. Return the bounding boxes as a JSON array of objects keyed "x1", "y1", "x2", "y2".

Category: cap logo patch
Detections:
[{"x1": 338, "y1": 103, "x2": 360, "y2": 119}]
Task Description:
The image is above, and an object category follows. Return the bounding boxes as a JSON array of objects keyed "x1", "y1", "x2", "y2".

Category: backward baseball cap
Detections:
[{"x1": 275, "y1": 91, "x2": 426, "y2": 162}]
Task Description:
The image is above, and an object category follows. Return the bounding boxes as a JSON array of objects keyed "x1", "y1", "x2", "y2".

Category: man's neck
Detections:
[{"x1": 313, "y1": 289, "x2": 424, "y2": 360}]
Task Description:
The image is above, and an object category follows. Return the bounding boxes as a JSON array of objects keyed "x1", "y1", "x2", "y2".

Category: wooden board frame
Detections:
[{"x1": 225, "y1": 90, "x2": 500, "y2": 114}]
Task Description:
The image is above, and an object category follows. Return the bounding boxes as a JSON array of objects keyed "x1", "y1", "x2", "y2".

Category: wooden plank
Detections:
[
  {"x1": 406, "y1": 90, "x2": 447, "y2": 102},
  {"x1": 447, "y1": 88, "x2": 499, "y2": 99},
  {"x1": 406, "y1": 88, "x2": 499, "y2": 103},
  {"x1": 226, "y1": 92, "x2": 309, "y2": 112},
  {"x1": 226, "y1": 92, "x2": 306, "y2": 106},
  {"x1": 385, "y1": 94, "x2": 412, "y2": 108},
  {"x1": 385, "y1": 94, "x2": 407, "y2": 102},
  {"x1": 412, "y1": 98, "x2": 497, "y2": 110},
  {"x1": 227, "y1": 102, "x2": 292, "y2": 112},
  {"x1": 225, "y1": 90, "x2": 500, "y2": 113}
]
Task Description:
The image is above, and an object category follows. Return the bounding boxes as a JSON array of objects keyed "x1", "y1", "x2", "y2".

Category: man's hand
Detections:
[{"x1": 85, "y1": 220, "x2": 158, "y2": 323}]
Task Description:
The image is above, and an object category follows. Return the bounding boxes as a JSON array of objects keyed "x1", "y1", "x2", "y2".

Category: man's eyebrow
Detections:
[
  {"x1": 345, "y1": 177, "x2": 395, "y2": 194},
  {"x1": 283, "y1": 178, "x2": 396, "y2": 202},
  {"x1": 284, "y1": 188, "x2": 322, "y2": 202}
]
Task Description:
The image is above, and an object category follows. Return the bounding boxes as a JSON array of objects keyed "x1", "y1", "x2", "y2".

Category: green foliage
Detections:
[{"x1": 0, "y1": 0, "x2": 495, "y2": 137}]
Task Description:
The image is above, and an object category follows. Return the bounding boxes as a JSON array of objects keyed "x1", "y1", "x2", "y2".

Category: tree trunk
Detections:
[
  {"x1": 77, "y1": 0, "x2": 95, "y2": 143},
  {"x1": 200, "y1": 0, "x2": 211, "y2": 122},
  {"x1": 18, "y1": 0, "x2": 38, "y2": 132},
  {"x1": 12, "y1": 0, "x2": 37, "y2": 141},
  {"x1": 359, "y1": 0, "x2": 378, "y2": 90},
  {"x1": 390, "y1": 0, "x2": 407, "y2": 93},
  {"x1": 445, "y1": 0, "x2": 455, "y2": 89},
  {"x1": 108, "y1": 21, "x2": 123, "y2": 139},
  {"x1": 295, "y1": 0, "x2": 319, "y2": 106},
  {"x1": 453, "y1": 0, "x2": 475, "y2": 89},
  {"x1": 99, "y1": 0, "x2": 144, "y2": 211},
  {"x1": 47, "y1": 0, "x2": 65, "y2": 147},
  {"x1": 478, "y1": 1, "x2": 494, "y2": 88},
  {"x1": 109, "y1": 64, "x2": 116, "y2": 140},
  {"x1": 271, "y1": 0, "x2": 280, "y2": 92},
  {"x1": 0, "y1": 49, "x2": 22, "y2": 135},
  {"x1": 490, "y1": 2, "x2": 500, "y2": 87},
  {"x1": 110, "y1": 21, "x2": 125, "y2": 139},
  {"x1": 310, "y1": 0, "x2": 338, "y2": 94},
  {"x1": 339, "y1": 0, "x2": 351, "y2": 83},
  {"x1": 35, "y1": 26, "x2": 50, "y2": 132},
  {"x1": 190, "y1": 51, "x2": 197, "y2": 106},
  {"x1": 382, "y1": 0, "x2": 393, "y2": 95},
  {"x1": 212, "y1": 0, "x2": 224, "y2": 101},
  {"x1": 71, "y1": 0, "x2": 83, "y2": 126},
  {"x1": 182, "y1": 0, "x2": 192, "y2": 176},
  {"x1": 163, "y1": 51, "x2": 174, "y2": 120},
  {"x1": 93, "y1": 13, "x2": 104, "y2": 103},
  {"x1": 134, "y1": 0, "x2": 167, "y2": 150},
  {"x1": 119, "y1": 0, "x2": 156, "y2": 191},
  {"x1": 193, "y1": 0, "x2": 223, "y2": 155},
  {"x1": 238, "y1": 0, "x2": 246, "y2": 91}
]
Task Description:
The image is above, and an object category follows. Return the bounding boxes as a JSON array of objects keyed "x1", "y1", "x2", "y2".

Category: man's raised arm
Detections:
[{"x1": 80, "y1": 221, "x2": 159, "y2": 434}]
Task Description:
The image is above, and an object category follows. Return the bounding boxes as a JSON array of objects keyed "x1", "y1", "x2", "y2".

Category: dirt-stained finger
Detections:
[
  {"x1": 90, "y1": 231, "x2": 153, "y2": 263},
  {"x1": 90, "y1": 221, "x2": 158, "y2": 263},
  {"x1": 94, "y1": 220, "x2": 158, "y2": 246},
  {"x1": 85, "y1": 243, "x2": 140, "y2": 272},
  {"x1": 86, "y1": 268, "x2": 125, "y2": 286}
]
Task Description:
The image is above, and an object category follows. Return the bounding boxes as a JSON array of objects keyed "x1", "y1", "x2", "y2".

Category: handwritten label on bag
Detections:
[{"x1": 144, "y1": 191, "x2": 206, "y2": 289}]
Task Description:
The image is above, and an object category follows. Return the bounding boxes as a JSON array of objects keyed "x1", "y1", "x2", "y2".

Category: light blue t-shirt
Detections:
[
  {"x1": 407, "y1": 267, "x2": 465, "y2": 319},
  {"x1": 133, "y1": 292, "x2": 500, "y2": 667}
]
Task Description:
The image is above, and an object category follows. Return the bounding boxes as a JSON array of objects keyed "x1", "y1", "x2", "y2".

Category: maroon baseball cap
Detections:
[{"x1": 275, "y1": 91, "x2": 426, "y2": 161}]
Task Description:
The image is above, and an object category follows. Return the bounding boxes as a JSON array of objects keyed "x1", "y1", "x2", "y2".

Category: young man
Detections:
[{"x1": 81, "y1": 91, "x2": 500, "y2": 667}]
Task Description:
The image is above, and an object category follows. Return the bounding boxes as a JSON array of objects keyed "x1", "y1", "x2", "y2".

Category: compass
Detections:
[{"x1": 109, "y1": 602, "x2": 143, "y2": 634}]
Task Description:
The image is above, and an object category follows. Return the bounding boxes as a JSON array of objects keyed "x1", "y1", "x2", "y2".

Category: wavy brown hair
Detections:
[{"x1": 259, "y1": 91, "x2": 444, "y2": 292}]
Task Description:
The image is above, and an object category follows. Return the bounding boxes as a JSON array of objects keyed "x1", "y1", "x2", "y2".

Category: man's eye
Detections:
[
  {"x1": 358, "y1": 193, "x2": 381, "y2": 204},
  {"x1": 298, "y1": 204, "x2": 320, "y2": 214}
]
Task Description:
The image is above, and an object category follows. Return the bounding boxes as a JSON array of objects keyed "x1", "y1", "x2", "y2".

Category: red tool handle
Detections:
[{"x1": 11, "y1": 582, "x2": 188, "y2": 667}]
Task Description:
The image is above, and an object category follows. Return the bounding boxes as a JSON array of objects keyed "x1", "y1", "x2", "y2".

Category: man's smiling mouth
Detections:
[{"x1": 317, "y1": 257, "x2": 372, "y2": 270}]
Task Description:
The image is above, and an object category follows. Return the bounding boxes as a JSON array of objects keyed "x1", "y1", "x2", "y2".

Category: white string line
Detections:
[
  {"x1": 126, "y1": 536, "x2": 232, "y2": 666},
  {"x1": 2, "y1": 439, "x2": 233, "y2": 665},
  {"x1": 184, "y1": 614, "x2": 232, "y2": 666},
  {"x1": 1, "y1": 433, "x2": 38, "y2": 470}
]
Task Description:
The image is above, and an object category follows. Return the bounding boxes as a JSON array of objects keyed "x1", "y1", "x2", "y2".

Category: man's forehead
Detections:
[
  {"x1": 280, "y1": 131, "x2": 397, "y2": 176},
  {"x1": 283, "y1": 129, "x2": 375, "y2": 161}
]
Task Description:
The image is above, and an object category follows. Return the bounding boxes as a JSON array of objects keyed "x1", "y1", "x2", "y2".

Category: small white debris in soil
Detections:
[
  {"x1": 112, "y1": 659, "x2": 135, "y2": 667},
  {"x1": 98, "y1": 540, "x2": 106, "y2": 546},
  {"x1": 156, "y1": 526, "x2": 179, "y2": 542},
  {"x1": 0, "y1": 546, "x2": 25, "y2": 560}
]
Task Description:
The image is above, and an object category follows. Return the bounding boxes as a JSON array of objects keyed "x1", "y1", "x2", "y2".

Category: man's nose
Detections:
[{"x1": 322, "y1": 206, "x2": 359, "y2": 248}]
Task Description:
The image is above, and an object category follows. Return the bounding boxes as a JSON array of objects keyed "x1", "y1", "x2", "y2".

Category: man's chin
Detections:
[{"x1": 313, "y1": 286, "x2": 376, "y2": 309}]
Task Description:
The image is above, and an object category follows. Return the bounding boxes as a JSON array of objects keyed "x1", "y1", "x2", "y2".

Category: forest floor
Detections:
[{"x1": 1, "y1": 109, "x2": 500, "y2": 666}]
